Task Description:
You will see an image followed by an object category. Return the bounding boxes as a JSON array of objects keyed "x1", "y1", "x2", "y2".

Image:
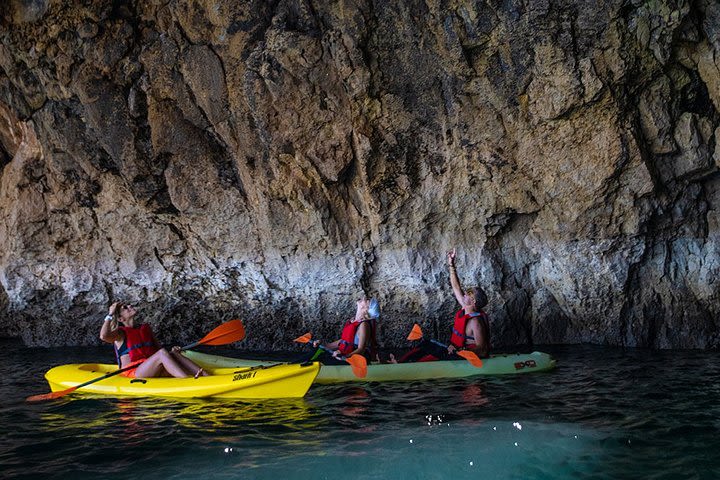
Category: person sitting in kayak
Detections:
[
  {"x1": 398, "y1": 248, "x2": 490, "y2": 362},
  {"x1": 99, "y1": 301, "x2": 208, "y2": 378},
  {"x1": 446, "y1": 248, "x2": 490, "y2": 358},
  {"x1": 312, "y1": 297, "x2": 380, "y2": 364}
]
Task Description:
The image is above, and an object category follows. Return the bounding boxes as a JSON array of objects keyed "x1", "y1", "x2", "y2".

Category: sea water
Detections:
[{"x1": 1, "y1": 341, "x2": 719, "y2": 479}]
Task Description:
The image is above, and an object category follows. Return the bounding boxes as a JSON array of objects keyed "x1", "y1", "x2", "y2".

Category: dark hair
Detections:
[
  {"x1": 108, "y1": 302, "x2": 123, "y2": 329},
  {"x1": 111, "y1": 302, "x2": 131, "y2": 326},
  {"x1": 471, "y1": 287, "x2": 488, "y2": 310},
  {"x1": 112, "y1": 302, "x2": 125, "y2": 317}
]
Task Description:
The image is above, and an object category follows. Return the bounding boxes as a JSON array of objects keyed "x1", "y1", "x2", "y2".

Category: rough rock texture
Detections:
[{"x1": 0, "y1": 0, "x2": 718, "y2": 350}]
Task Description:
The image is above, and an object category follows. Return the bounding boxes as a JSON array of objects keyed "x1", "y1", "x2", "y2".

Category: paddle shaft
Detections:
[
  {"x1": 65, "y1": 362, "x2": 140, "y2": 392},
  {"x1": 422, "y1": 339, "x2": 482, "y2": 368},
  {"x1": 226, "y1": 345, "x2": 347, "y2": 372},
  {"x1": 427, "y1": 339, "x2": 460, "y2": 357},
  {"x1": 429, "y1": 338, "x2": 471, "y2": 356},
  {"x1": 181, "y1": 340, "x2": 204, "y2": 350},
  {"x1": 429, "y1": 339, "x2": 449, "y2": 349},
  {"x1": 293, "y1": 333, "x2": 356, "y2": 359},
  {"x1": 318, "y1": 344, "x2": 352, "y2": 360},
  {"x1": 292, "y1": 334, "x2": 368, "y2": 378},
  {"x1": 231, "y1": 358, "x2": 315, "y2": 375}
]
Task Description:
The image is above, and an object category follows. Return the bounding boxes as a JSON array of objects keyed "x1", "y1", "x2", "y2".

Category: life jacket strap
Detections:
[{"x1": 451, "y1": 328, "x2": 475, "y2": 341}]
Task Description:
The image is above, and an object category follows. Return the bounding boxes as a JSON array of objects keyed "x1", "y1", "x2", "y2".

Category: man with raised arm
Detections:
[
  {"x1": 446, "y1": 248, "x2": 490, "y2": 358},
  {"x1": 396, "y1": 248, "x2": 490, "y2": 363}
]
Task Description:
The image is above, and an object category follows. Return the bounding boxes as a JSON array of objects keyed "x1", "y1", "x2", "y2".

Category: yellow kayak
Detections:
[{"x1": 44, "y1": 361, "x2": 320, "y2": 399}]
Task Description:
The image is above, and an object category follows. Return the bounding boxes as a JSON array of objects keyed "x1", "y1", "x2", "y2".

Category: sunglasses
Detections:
[{"x1": 121, "y1": 304, "x2": 134, "y2": 310}]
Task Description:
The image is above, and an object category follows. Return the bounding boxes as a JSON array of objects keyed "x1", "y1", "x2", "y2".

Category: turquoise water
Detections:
[{"x1": 2, "y1": 341, "x2": 719, "y2": 479}]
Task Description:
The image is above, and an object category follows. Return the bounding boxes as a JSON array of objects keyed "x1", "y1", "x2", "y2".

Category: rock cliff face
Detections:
[{"x1": 0, "y1": 0, "x2": 718, "y2": 349}]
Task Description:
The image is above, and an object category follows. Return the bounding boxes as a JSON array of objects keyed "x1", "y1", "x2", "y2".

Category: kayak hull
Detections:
[
  {"x1": 44, "y1": 361, "x2": 320, "y2": 399},
  {"x1": 184, "y1": 351, "x2": 556, "y2": 384}
]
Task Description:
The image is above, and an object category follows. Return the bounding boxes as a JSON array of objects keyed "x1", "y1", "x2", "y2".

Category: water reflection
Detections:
[
  {"x1": 40, "y1": 396, "x2": 322, "y2": 438},
  {"x1": 461, "y1": 382, "x2": 490, "y2": 408},
  {"x1": 339, "y1": 387, "x2": 371, "y2": 418}
]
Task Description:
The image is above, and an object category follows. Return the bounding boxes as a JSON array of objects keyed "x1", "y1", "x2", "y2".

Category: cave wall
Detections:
[{"x1": 0, "y1": 0, "x2": 718, "y2": 349}]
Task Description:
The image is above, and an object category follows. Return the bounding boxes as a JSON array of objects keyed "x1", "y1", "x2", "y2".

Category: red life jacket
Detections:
[
  {"x1": 449, "y1": 309, "x2": 488, "y2": 348},
  {"x1": 338, "y1": 319, "x2": 376, "y2": 356},
  {"x1": 116, "y1": 324, "x2": 158, "y2": 364}
]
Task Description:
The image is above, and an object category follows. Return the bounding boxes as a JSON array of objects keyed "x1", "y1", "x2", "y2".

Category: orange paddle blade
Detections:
[
  {"x1": 345, "y1": 354, "x2": 368, "y2": 378},
  {"x1": 457, "y1": 350, "x2": 483, "y2": 368},
  {"x1": 407, "y1": 323, "x2": 424, "y2": 341},
  {"x1": 26, "y1": 386, "x2": 78, "y2": 402},
  {"x1": 293, "y1": 332, "x2": 313, "y2": 344},
  {"x1": 197, "y1": 319, "x2": 245, "y2": 346}
]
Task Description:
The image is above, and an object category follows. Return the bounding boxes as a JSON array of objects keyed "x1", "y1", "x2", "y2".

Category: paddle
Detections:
[
  {"x1": 26, "y1": 319, "x2": 246, "y2": 402},
  {"x1": 407, "y1": 323, "x2": 483, "y2": 368},
  {"x1": 293, "y1": 332, "x2": 368, "y2": 378},
  {"x1": 182, "y1": 319, "x2": 245, "y2": 349}
]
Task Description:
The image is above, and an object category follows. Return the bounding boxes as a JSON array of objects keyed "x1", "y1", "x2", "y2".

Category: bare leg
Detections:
[
  {"x1": 135, "y1": 348, "x2": 190, "y2": 378},
  {"x1": 170, "y1": 351, "x2": 209, "y2": 377}
]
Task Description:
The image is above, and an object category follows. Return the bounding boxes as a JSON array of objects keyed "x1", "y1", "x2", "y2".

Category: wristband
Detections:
[{"x1": 103, "y1": 314, "x2": 113, "y2": 322}]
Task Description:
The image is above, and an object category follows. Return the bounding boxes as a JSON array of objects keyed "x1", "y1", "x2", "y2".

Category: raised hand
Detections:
[{"x1": 447, "y1": 248, "x2": 456, "y2": 267}]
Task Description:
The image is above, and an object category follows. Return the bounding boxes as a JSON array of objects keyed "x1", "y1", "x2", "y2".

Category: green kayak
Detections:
[{"x1": 184, "y1": 350, "x2": 556, "y2": 384}]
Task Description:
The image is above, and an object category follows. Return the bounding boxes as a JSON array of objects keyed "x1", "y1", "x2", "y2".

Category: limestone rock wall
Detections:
[{"x1": 0, "y1": 0, "x2": 718, "y2": 349}]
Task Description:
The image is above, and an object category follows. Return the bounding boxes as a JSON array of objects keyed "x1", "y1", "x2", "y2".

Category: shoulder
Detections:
[{"x1": 468, "y1": 314, "x2": 488, "y2": 329}]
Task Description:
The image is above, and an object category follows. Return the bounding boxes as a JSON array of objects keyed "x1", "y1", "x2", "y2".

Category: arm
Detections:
[
  {"x1": 99, "y1": 303, "x2": 123, "y2": 344},
  {"x1": 344, "y1": 322, "x2": 369, "y2": 357},
  {"x1": 448, "y1": 248, "x2": 464, "y2": 306},
  {"x1": 466, "y1": 318, "x2": 489, "y2": 358},
  {"x1": 317, "y1": 339, "x2": 340, "y2": 350}
]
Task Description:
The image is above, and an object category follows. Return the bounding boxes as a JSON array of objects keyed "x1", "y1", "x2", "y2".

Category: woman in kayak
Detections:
[
  {"x1": 312, "y1": 297, "x2": 380, "y2": 364},
  {"x1": 398, "y1": 248, "x2": 490, "y2": 362},
  {"x1": 99, "y1": 301, "x2": 208, "y2": 378}
]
